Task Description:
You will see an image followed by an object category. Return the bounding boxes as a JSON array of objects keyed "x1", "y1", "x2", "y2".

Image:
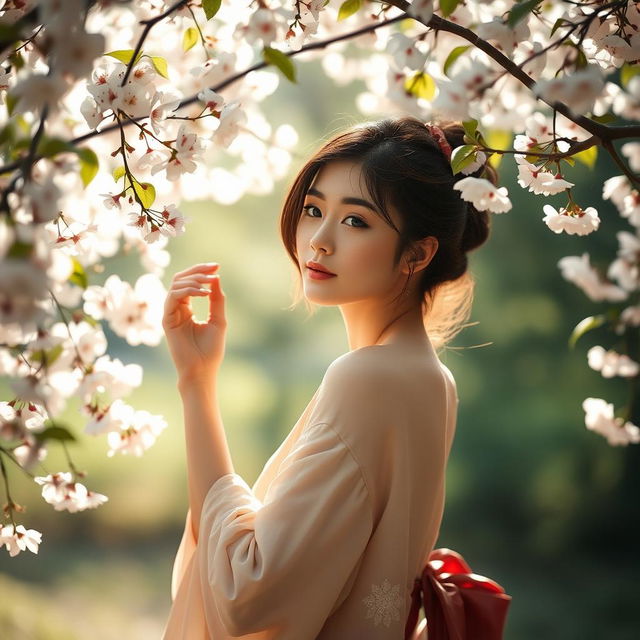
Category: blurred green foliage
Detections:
[{"x1": 1, "y1": 54, "x2": 639, "y2": 639}]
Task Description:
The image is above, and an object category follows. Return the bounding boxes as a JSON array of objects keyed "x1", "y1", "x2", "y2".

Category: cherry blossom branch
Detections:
[
  {"x1": 120, "y1": 0, "x2": 189, "y2": 86},
  {"x1": 0, "y1": 11, "x2": 405, "y2": 177},
  {"x1": 0, "y1": 450, "x2": 18, "y2": 529},
  {"x1": 384, "y1": 0, "x2": 640, "y2": 179},
  {"x1": 601, "y1": 138, "x2": 640, "y2": 186}
]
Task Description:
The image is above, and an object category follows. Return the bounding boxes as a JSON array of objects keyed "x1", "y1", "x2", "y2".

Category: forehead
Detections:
[{"x1": 308, "y1": 160, "x2": 371, "y2": 199}]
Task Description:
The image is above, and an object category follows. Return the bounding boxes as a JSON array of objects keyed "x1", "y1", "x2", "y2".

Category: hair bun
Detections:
[{"x1": 436, "y1": 121, "x2": 495, "y2": 253}]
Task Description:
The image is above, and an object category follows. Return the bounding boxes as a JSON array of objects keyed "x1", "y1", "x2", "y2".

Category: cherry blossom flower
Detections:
[
  {"x1": 386, "y1": 32, "x2": 428, "y2": 71},
  {"x1": 406, "y1": 0, "x2": 434, "y2": 24},
  {"x1": 212, "y1": 101, "x2": 247, "y2": 149},
  {"x1": 49, "y1": 31, "x2": 105, "y2": 80},
  {"x1": 198, "y1": 89, "x2": 225, "y2": 114},
  {"x1": 149, "y1": 88, "x2": 182, "y2": 136},
  {"x1": 517, "y1": 161, "x2": 575, "y2": 195},
  {"x1": 558, "y1": 253, "x2": 628, "y2": 302},
  {"x1": 158, "y1": 204, "x2": 190, "y2": 239},
  {"x1": 10, "y1": 73, "x2": 67, "y2": 115},
  {"x1": 151, "y1": 124, "x2": 205, "y2": 181},
  {"x1": 106, "y1": 408, "x2": 167, "y2": 457},
  {"x1": 587, "y1": 346, "x2": 640, "y2": 378},
  {"x1": 0, "y1": 524, "x2": 42, "y2": 557},
  {"x1": 78, "y1": 355, "x2": 142, "y2": 403},
  {"x1": 244, "y1": 9, "x2": 281, "y2": 48},
  {"x1": 453, "y1": 177, "x2": 512, "y2": 213},
  {"x1": 542, "y1": 205, "x2": 600, "y2": 235},
  {"x1": 534, "y1": 66, "x2": 606, "y2": 115},
  {"x1": 34, "y1": 471, "x2": 108, "y2": 512},
  {"x1": 476, "y1": 17, "x2": 530, "y2": 56},
  {"x1": 620, "y1": 305, "x2": 640, "y2": 327},
  {"x1": 582, "y1": 398, "x2": 640, "y2": 446}
]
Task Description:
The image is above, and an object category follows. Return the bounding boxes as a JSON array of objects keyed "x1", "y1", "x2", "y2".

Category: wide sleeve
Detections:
[{"x1": 196, "y1": 420, "x2": 374, "y2": 637}]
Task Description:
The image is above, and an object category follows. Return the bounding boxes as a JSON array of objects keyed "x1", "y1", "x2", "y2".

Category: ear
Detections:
[{"x1": 401, "y1": 236, "x2": 438, "y2": 275}]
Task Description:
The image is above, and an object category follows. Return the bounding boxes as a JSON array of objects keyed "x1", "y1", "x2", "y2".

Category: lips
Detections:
[{"x1": 306, "y1": 261, "x2": 336, "y2": 275}]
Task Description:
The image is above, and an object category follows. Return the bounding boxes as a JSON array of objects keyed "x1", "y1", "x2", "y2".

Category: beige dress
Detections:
[{"x1": 162, "y1": 343, "x2": 459, "y2": 639}]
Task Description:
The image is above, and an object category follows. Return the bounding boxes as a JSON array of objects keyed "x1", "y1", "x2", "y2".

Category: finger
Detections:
[
  {"x1": 173, "y1": 274, "x2": 219, "y2": 289},
  {"x1": 207, "y1": 275, "x2": 226, "y2": 325},
  {"x1": 172, "y1": 263, "x2": 219, "y2": 281},
  {"x1": 165, "y1": 287, "x2": 212, "y2": 312}
]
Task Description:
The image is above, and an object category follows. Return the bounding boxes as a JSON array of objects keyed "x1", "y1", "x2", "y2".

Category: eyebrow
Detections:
[{"x1": 305, "y1": 187, "x2": 378, "y2": 213}]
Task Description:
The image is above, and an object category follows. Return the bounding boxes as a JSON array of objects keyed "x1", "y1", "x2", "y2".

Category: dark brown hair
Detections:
[{"x1": 279, "y1": 115, "x2": 495, "y2": 351}]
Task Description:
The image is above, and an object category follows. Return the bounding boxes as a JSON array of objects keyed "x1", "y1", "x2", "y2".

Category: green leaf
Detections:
[
  {"x1": 133, "y1": 179, "x2": 156, "y2": 209},
  {"x1": 462, "y1": 119, "x2": 478, "y2": 141},
  {"x1": 568, "y1": 315, "x2": 606, "y2": 349},
  {"x1": 562, "y1": 155, "x2": 575, "y2": 167},
  {"x1": 403, "y1": 71, "x2": 436, "y2": 100},
  {"x1": 573, "y1": 145, "x2": 598, "y2": 169},
  {"x1": 113, "y1": 166, "x2": 126, "y2": 182},
  {"x1": 34, "y1": 425, "x2": 76, "y2": 444},
  {"x1": 439, "y1": 0, "x2": 462, "y2": 18},
  {"x1": 38, "y1": 137, "x2": 73, "y2": 158},
  {"x1": 69, "y1": 257, "x2": 88, "y2": 289},
  {"x1": 5, "y1": 91, "x2": 18, "y2": 117},
  {"x1": 30, "y1": 344, "x2": 64, "y2": 366},
  {"x1": 6, "y1": 241, "x2": 32, "y2": 259},
  {"x1": 183, "y1": 27, "x2": 199, "y2": 52},
  {"x1": 620, "y1": 63, "x2": 640, "y2": 89},
  {"x1": 443, "y1": 45, "x2": 471, "y2": 77},
  {"x1": 507, "y1": 0, "x2": 541, "y2": 28},
  {"x1": 338, "y1": 0, "x2": 362, "y2": 21},
  {"x1": 450, "y1": 145, "x2": 477, "y2": 174},
  {"x1": 105, "y1": 49, "x2": 143, "y2": 66},
  {"x1": 591, "y1": 112, "x2": 616, "y2": 124},
  {"x1": 77, "y1": 148, "x2": 99, "y2": 187},
  {"x1": 202, "y1": 0, "x2": 222, "y2": 20},
  {"x1": 262, "y1": 47, "x2": 297, "y2": 83},
  {"x1": 0, "y1": 123, "x2": 15, "y2": 148},
  {"x1": 150, "y1": 55, "x2": 170, "y2": 80},
  {"x1": 550, "y1": 17, "x2": 568, "y2": 37}
]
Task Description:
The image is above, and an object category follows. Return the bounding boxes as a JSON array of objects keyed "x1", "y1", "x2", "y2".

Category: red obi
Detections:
[{"x1": 404, "y1": 548, "x2": 512, "y2": 640}]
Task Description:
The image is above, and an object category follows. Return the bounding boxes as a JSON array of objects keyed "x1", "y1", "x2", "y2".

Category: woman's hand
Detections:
[{"x1": 162, "y1": 262, "x2": 226, "y2": 385}]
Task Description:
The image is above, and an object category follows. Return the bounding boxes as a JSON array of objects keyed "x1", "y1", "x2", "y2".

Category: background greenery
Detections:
[{"x1": 1, "y1": 52, "x2": 639, "y2": 639}]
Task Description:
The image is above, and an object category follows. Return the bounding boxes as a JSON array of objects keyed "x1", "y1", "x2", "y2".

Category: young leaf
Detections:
[
  {"x1": 69, "y1": 257, "x2": 88, "y2": 289},
  {"x1": 573, "y1": 145, "x2": 598, "y2": 169},
  {"x1": 77, "y1": 148, "x2": 99, "y2": 187},
  {"x1": 568, "y1": 315, "x2": 606, "y2": 349},
  {"x1": 150, "y1": 56, "x2": 170, "y2": 80},
  {"x1": 202, "y1": 0, "x2": 222, "y2": 20},
  {"x1": 113, "y1": 166, "x2": 126, "y2": 182},
  {"x1": 133, "y1": 179, "x2": 156, "y2": 209},
  {"x1": 403, "y1": 71, "x2": 436, "y2": 100},
  {"x1": 105, "y1": 49, "x2": 142, "y2": 66},
  {"x1": 338, "y1": 0, "x2": 362, "y2": 21},
  {"x1": 38, "y1": 137, "x2": 73, "y2": 158},
  {"x1": 443, "y1": 45, "x2": 471, "y2": 77},
  {"x1": 262, "y1": 47, "x2": 297, "y2": 83},
  {"x1": 34, "y1": 425, "x2": 77, "y2": 444},
  {"x1": 183, "y1": 27, "x2": 199, "y2": 52},
  {"x1": 439, "y1": 0, "x2": 461, "y2": 18},
  {"x1": 507, "y1": 0, "x2": 541, "y2": 28},
  {"x1": 450, "y1": 145, "x2": 477, "y2": 174},
  {"x1": 620, "y1": 63, "x2": 640, "y2": 89},
  {"x1": 462, "y1": 119, "x2": 478, "y2": 140}
]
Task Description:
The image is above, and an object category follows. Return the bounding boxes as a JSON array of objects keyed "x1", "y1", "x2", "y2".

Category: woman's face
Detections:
[{"x1": 295, "y1": 159, "x2": 408, "y2": 307}]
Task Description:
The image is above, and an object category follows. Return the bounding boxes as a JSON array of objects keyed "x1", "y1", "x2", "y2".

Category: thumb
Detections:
[{"x1": 207, "y1": 275, "x2": 226, "y2": 325}]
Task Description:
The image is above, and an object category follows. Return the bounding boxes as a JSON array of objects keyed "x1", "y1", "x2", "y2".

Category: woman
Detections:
[{"x1": 160, "y1": 115, "x2": 492, "y2": 639}]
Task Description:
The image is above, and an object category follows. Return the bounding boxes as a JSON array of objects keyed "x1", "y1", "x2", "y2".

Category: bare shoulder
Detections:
[{"x1": 324, "y1": 345, "x2": 397, "y2": 387}]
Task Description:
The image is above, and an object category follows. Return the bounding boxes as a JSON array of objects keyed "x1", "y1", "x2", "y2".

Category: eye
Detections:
[{"x1": 301, "y1": 205, "x2": 369, "y2": 228}]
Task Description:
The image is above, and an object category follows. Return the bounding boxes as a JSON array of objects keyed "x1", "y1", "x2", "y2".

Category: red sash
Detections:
[{"x1": 404, "y1": 548, "x2": 512, "y2": 640}]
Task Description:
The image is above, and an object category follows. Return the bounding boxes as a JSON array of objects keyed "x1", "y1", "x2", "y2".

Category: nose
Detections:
[{"x1": 309, "y1": 221, "x2": 333, "y2": 255}]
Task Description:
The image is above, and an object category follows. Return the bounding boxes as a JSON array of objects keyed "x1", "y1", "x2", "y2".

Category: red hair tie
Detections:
[
  {"x1": 405, "y1": 547, "x2": 512, "y2": 640},
  {"x1": 425, "y1": 123, "x2": 453, "y2": 162}
]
